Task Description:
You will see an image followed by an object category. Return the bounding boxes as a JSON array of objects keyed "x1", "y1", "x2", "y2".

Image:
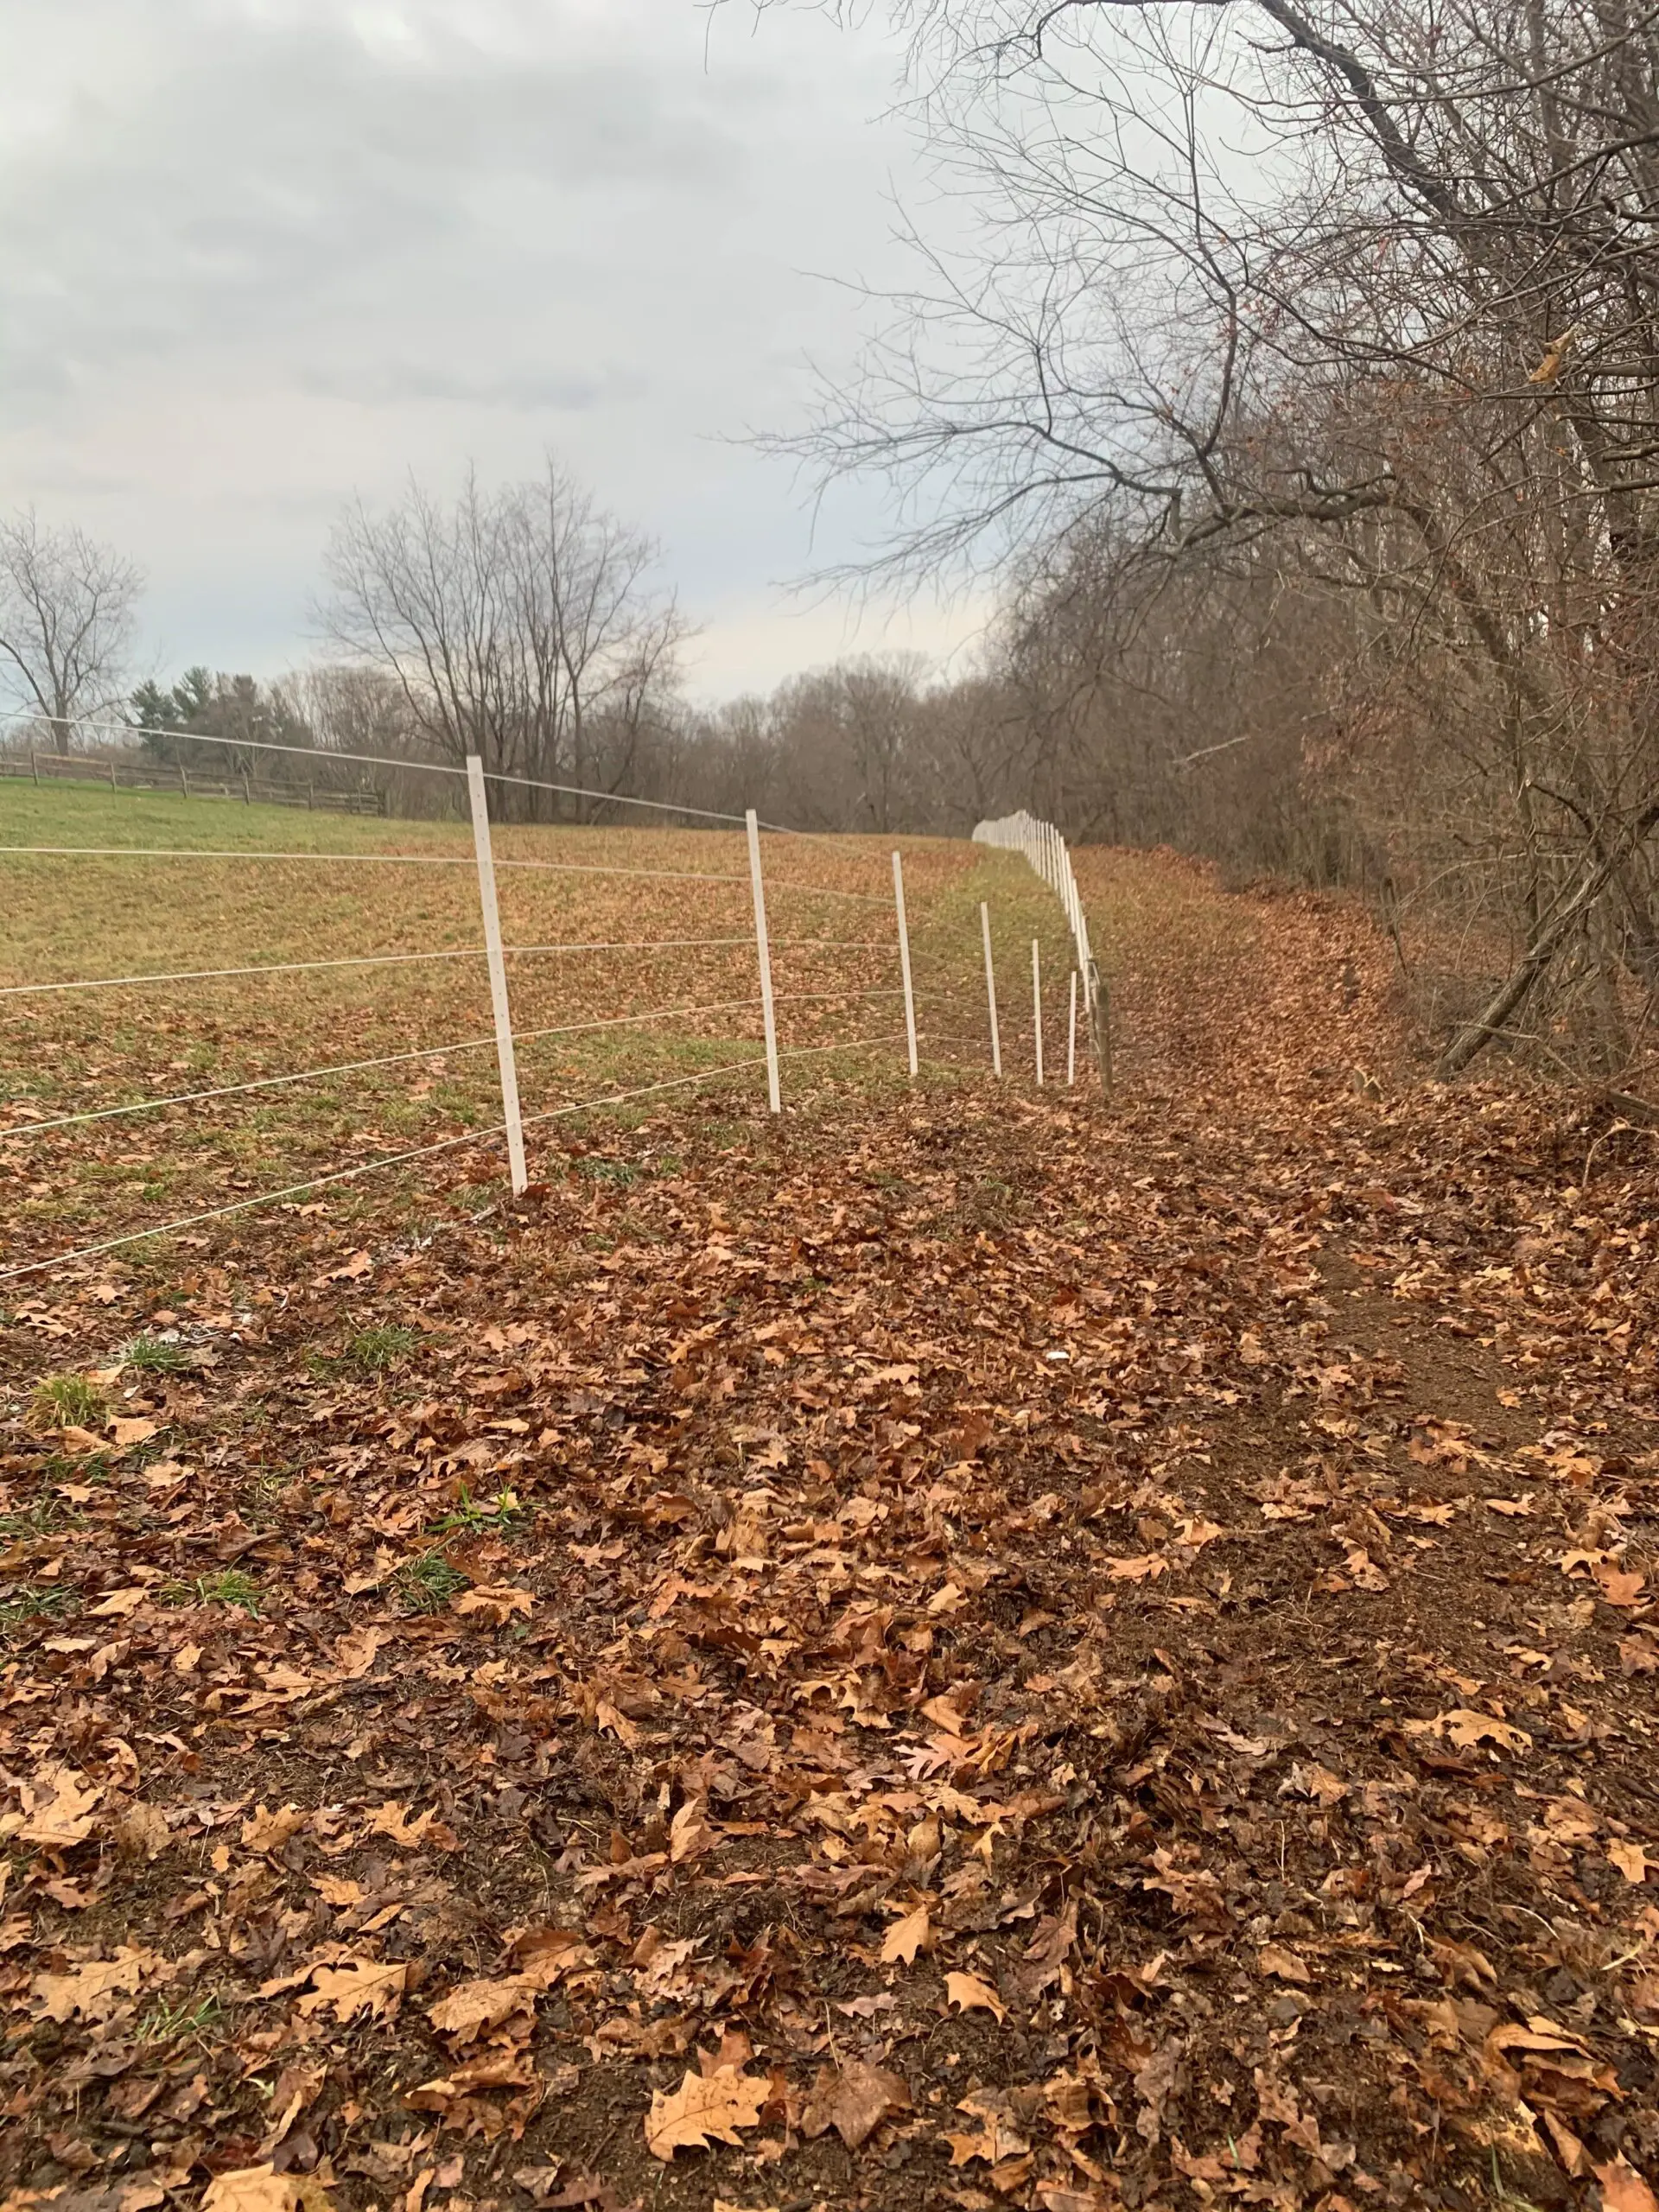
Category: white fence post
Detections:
[
  {"x1": 892, "y1": 850, "x2": 918, "y2": 1079},
  {"x1": 746, "y1": 808, "x2": 782, "y2": 1114},
  {"x1": 466, "y1": 755, "x2": 527, "y2": 1196},
  {"x1": 980, "y1": 901, "x2": 1002, "y2": 1077},
  {"x1": 1032, "y1": 938, "x2": 1044, "y2": 1087},
  {"x1": 1068, "y1": 969, "x2": 1077, "y2": 1087}
]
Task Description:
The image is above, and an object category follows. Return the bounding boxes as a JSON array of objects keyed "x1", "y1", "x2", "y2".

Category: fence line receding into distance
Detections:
[
  {"x1": 972, "y1": 810, "x2": 1110, "y2": 1092},
  {"x1": 0, "y1": 753, "x2": 1002, "y2": 1284}
]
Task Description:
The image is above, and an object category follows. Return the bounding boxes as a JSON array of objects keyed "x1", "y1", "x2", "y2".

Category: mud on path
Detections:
[{"x1": 3, "y1": 849, "x2": 1656, "y2": 2212}]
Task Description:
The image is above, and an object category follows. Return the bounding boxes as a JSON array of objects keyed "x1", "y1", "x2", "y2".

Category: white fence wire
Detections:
[
  {"x1": 0, "y1": 756, "x2": 966, "y2": 1286},
  {"x1": 3, "y1": 760, "x2": 1108, "y2": 1286}
]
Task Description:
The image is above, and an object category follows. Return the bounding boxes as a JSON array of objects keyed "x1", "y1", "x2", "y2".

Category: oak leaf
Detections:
[
  {"x1": 201, "y1": 2166, "x2": 337, "y2": 2212},
  {"x1": 645, "y1": 2064, "x2": 767, "y2": 2158},
  {"x1": 669, "y1": 1796, "x2": 713, "y2": 1864},
  {"x1": 426, "y1": 1973, "x2": 540, "y2": 2043},
  {"x1": 19, "y1": 1762, "x2": 104, "y2": 1848},
  {"x1": 945, "y1": 2089, "x2": 1029, "y2": 2166},
  {"x1": 405, "y1": 2048, "x2": 540, "y2": 2110},
  {"x1": 1257, "y1": 1944, "x2": 1311, "y2": 1983},
  {"x1": 1594, "y1": 2158, "x2": 1659, "y2": 2212},
  {"x1": 331, "y1": 1625, "x2": 388, "y2": 1680},
  {"x1": 1596, "y1": 1563, "x2": 1646, "y2": 1608},
  {"x1": 295, "y1": 1955, "x2": 406, "y2": 2022},
  {"x1": 1608, "y1": 1840, "x2": 1653, "y2": 1885},
  {"x1": 33, "y1": 1945, "x2": 164, "y2": 2022},
  {"x1": 944, "y1": 1969, "x2": 1007, "y2": 2022},
  {"x1": 799, "y1": 2057, "x2": 908, "y2": 2148},
  {"x1": 90, "y1": 1585, "x2": 153, "y2": 1618},
  {"x1": 1106, "y1": 1554, "x2": 1167, "y2": 1582},
  {"x1": 242, "y1": 1803, "x2": 309, "y2": 1854},
  {"x1": 453, "y1": 1583, "x2": 534, "y2": 1624},
  {"x1": 367, "y1": 1801, "x2": 453, "y2": 1849},
  {"x1": 880, "y1": 1904, "x2": 931, "y2": 1965}
]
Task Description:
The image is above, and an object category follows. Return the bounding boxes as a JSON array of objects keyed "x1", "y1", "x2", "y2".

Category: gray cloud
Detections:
[
  {"x1": 293, "y1": 363, "x2": 649, "y2": 411},
  {"x1": 0, "y1": 0, "x2": 984, "y2": 694}
]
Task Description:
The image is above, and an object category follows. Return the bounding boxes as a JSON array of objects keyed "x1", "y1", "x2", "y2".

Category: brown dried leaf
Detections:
[
  {"x1": 242, "y1": 1803, "x2": 309, "y2": 1854},
  {"x1": 453, "y1": 1582, "x2": 535, "y2": 1624},
  {"x1": 295, "y1": 1955, "x2": 407, "y2": 2022},
  {"x1": 426, "y1": 1972, "x2": 540, "y2": 2044},
  {"x1": 1257, "y1": 1944, "x2": 1312, "y2": 1983},
  {"x1": 1595, "y1": 2159, "x2": 1659, "y2": 2212},
  {"x1": 944, "y1": 1969, "x2": 1007, "y2": 2022},
  {"x1": 645, "y1": 2065, "x2": 767, "y2": 2159},
  {"x1": 880, "y1": 1904, "x2": 931, "y2": 1965},
  {"x1": 32, "y1": 1946, "x2": 165, "y2": 2022},
  {"x1": 20, "y1": 1762, "x2": 104, "y2": 1848}
]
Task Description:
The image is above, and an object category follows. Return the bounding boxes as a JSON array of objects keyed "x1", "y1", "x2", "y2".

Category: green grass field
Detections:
[{"x1": 1, "y1": 785, "x2": 1081, "y2": 1281}]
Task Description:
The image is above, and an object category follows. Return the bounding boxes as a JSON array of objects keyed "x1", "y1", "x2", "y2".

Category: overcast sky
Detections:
[{"x1": 1, "y1": 0, "x2": 991, "y2": 702}]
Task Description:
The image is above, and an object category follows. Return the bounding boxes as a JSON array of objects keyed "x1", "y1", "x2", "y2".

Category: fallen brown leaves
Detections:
[
  {"x1": 645, "y1": 2066, "x2": 768, "y2": 2158},
  {"x1": 2, "y1": 849, "x2": 1657, "y2": 2212}
]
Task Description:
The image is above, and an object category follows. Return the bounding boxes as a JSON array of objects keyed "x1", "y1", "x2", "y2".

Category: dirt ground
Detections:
[{"x1": 3, "y1": 848, "x2": 1657, "y2": 2212}]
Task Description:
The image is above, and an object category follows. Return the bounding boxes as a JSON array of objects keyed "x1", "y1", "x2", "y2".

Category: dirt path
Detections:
[{"x1": 3, "y1": 851, "x2": 1656, "y2": 2212}]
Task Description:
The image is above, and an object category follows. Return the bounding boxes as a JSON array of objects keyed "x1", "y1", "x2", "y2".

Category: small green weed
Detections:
[
  {"x1": 137, "y1": 1993, "x2": 222, "y2": 2045},
  {"x1": 575, "y1": 1157, "x2": 638, "y2": 1186},
  {"x1": 0, "y1": 1583, "x2": 75, "y2": 1636},
  {"x1": 344, "y1": 1325, "x2": 420, "y2": 1373},
  {"x1": 396, "y1": 1551, "x2": 468, "y2": 1612},
  {"x1": 119, "y1": 1334, "x2": 191, "y2": 1375},
  {"x1": 167, "y1": 1569, "x2": 262, "y2": 1614},
  {"x1": 427, "y1": 1484, "x2": 522, "y2": 1538},
  {"x1": 1486, "y1": 2148, "x2": 1548, "y2": 2211},
  {"x1": 33, "y1": 1451, "x2": 113, "y2": 1484},
  {"x1": 28, "y1": 1373, "x2": 108, "y2": 1431},
  {"x1": 0, "y1": 1496, "x2": 84, "y2": 1538}
]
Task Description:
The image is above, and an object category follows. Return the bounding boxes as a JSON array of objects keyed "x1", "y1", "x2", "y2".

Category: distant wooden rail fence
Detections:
[{"x1": 0, "y1": 747, "x2": 387, "y2": 817}]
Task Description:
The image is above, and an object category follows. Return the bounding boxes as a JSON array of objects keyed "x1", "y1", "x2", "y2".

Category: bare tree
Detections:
[
  {"x1": 317, "y1": 461, "x2": 688, "y2": 819},
  {"x1": 731, "y1": 0, "x2": 1659, "y2": 1082},
  {"x1": 0, "y1": 510, "x2": 143, "y2": 747}
]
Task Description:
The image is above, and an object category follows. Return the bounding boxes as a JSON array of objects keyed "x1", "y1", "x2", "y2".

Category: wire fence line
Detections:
[
  {"x1": 0, "y1": 938, "x2": 899, "y2": 1001},
  {"x1": 0, "y1": 1032, "x2": 912, "y2": 1287},
  {"x1": 0, "y1": 842, "x2": 895, "y2": 903},
  {"x1": 972, "y1": 810, "x2": 1112, "y2": 1095},
  {"x1": 0, "y1": 770, "x2": 969, "y2": 1281},
  {"x1": 3, "y1": 766, "x2": 1104, "y2": 1285},
  {"x1": 1, "y1": 986, "x2": 906, "y2": 1137}
]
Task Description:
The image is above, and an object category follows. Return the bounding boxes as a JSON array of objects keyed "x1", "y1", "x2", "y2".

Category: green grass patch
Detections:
[
  {"x1": 28, "y1": 1372, "x2": 109, "y2": 1431},
  {"x1": 136, "y1": 1993, "x2": 223, "y2": 2046},
  {"x1": 118, "y1": 1333, "x2": 192, "y2": 1374},
  {"x1": 395, "y1": 1552, "x2": 469, "y2": 1612},
  {"x1": 165, "y1": 1569, "x2": 262, "y2": 1614},
  {"x1": 0, "y1": 1583, "x2": 76, "y2": 1637}
]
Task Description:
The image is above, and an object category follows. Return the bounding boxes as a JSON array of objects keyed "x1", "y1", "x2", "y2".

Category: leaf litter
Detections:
[{"x1": 1, "y1": 849, "x2": 1657, "y2": 2209}]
